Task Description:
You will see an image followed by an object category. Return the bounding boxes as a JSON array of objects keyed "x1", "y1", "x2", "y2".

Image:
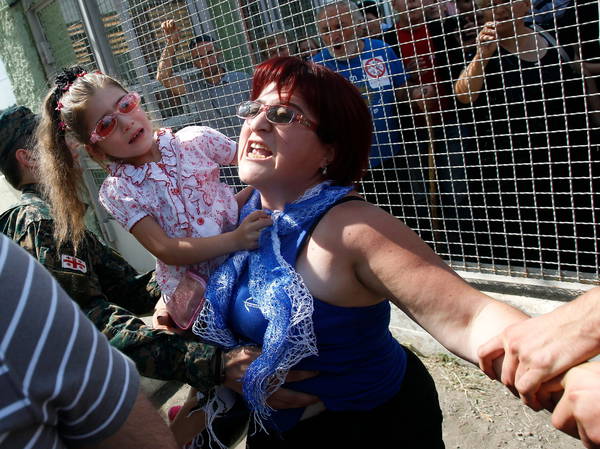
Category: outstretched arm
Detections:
[{"x1": 329, "y1": 201, "x2": 528, "y2": 364}]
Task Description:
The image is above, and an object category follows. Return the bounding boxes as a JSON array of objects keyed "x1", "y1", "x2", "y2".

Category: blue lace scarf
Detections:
[{"x1": 193, "y1": 182, "x2": 353, "y2": 424}]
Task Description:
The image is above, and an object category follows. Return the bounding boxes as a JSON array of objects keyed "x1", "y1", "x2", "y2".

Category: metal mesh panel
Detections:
[
  {"x1": 35, "y1": 0, "x2": 599, "y2": 286},
  {"x1": 36, "y1": 0, "x2": 98, "y2": 73}
]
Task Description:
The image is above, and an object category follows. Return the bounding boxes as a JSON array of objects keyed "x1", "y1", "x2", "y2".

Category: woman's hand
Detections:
[
  {"x1": 232, "y1": 210, "x2": 272, "y2": 251},
  {"x1": 476, "y1": 21, "x2": 498, "y2": 59},
  {"x1": 222, "y1": 346, "x2": 320, "y2": 409}
]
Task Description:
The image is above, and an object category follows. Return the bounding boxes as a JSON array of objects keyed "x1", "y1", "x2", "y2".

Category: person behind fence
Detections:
[
  {"x1": 0, "y1": 235, "x2": 180, "y2": 449},
  {"x1": 185, "y1": 56, "x2": 530, "y2": 449},
  {"x1": 442, "y1": 0, "x2": 483, "y2": 74},
  {"x1": 313, "y1": 1, "x2": 415, "y2": 227},
  {"x1": 478, "y1": 286, "x2": 600, "y2": 447},
  {"x1": 257, "y1": 32, "x2": 295, "y2": 61},
  {"x1": 0, "y1": 105, "x2": 221, "y2": 393},
  {"x1": 390, "y1": 0, "x2": 475, "y2": 254},
  {"x1": 157, "y1": 20, "x2": 252, "y2": 139},
  {"x1": 297, "y1": 36, "x2": 321, "y2": 61},
  {"x1": 547, "y1": 0, "x2": 600, "y2": 81},
  {"x1": 357, "y1": 0, "x2": 400, "y2": 55},
  {"x1": 454, "y1": 0, "x2": 600, "y2": 271}
]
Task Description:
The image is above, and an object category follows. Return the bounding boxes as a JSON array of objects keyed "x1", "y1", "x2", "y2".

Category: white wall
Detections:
[{"x1": 0, "y1": 176, "x2": 21, "y2": 213}]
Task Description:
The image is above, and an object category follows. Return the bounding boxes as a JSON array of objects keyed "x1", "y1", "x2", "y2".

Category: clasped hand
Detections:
[
  {"x1": 222, "y1": 345, "x2": 319, "y2": 409},
  {"x1": 477, "y1": 293, "x2": 600, "y2": 447},
  {"x1": 478, "y1": 301, "x2": 599, "y2": 410}
]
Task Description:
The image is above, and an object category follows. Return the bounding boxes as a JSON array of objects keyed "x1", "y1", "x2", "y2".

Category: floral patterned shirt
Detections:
[{"x1": 99, "y1": 127, "x2": 238, "y2": 298}]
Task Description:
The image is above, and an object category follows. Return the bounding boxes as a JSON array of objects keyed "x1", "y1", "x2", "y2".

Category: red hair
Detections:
[{"x1": 252, "y1": 56, "x2": 372, "y2": 185}]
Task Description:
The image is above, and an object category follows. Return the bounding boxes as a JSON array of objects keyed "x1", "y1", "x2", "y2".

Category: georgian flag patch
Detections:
[{"x1": 61, "y1": 254, "x2": 87, "y2": 273}]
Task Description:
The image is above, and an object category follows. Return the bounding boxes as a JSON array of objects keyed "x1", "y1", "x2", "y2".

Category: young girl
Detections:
[{"x1": 36, "y1": 66, "x2": 271, "y2": 330}]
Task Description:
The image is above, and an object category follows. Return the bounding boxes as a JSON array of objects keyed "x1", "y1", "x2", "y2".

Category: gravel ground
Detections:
[{"x1": 422, "y1": 353, "x2": 582, "y2": 449}]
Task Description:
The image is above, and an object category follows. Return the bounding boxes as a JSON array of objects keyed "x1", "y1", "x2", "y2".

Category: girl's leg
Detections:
[
  {"x1": 186, "y1": 389, "x2": 250, "y2": 449},
  {"x1": 170, "y1": 388, "x2": 207, "y2": 448}
]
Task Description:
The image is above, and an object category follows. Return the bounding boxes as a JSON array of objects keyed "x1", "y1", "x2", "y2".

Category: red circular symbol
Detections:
[{"x1": 364, "y1": 57, "x2": 386, "y2": 79}]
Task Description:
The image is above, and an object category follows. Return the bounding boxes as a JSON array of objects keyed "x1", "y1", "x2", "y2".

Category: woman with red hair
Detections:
[{"x1": 190, "y1": 56, "x2": 528, "y2": 448}]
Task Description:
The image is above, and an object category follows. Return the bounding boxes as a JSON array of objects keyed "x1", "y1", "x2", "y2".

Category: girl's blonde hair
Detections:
[{"x1": 36, "y1": 66, "x2": 127, "y2": 250}]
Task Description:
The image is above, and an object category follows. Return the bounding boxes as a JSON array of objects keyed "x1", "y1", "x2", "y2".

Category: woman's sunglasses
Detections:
[
  {"x1": 89, "y1": 92, "x2": 141, "y2": 144},
  {"x1": 236, "y1": 100, "x2": 317, "y2": 131}
]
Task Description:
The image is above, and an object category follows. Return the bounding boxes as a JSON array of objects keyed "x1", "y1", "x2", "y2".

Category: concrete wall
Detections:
[
  {"x1": 0, "y1": 2, "x2": 47, "y2": 216},
  {"x1": 0, "y1": 1, "x2": 48, "y2": 111}
]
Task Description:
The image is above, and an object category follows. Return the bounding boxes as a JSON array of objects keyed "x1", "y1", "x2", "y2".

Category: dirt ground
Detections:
[{"x1": 422, "y1": 353, "x2": 582, "y2": 449}]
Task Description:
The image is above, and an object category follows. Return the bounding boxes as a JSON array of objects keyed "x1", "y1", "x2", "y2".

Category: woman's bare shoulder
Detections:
[
  {"x1": 320, "y1": 195, "x2": 419, "y2": 237},
  {"x1": 313, "y1": 194, "x2": 436, "y2": 260}
]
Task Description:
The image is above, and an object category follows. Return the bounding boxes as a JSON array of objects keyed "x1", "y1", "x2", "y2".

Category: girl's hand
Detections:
[
  {"x1": 233, "y1": 210, "x2": 272, "y2": 251},
  {"x1": 476, "y1": 21, "x2": 498, "y2": 59},
  {"x1": 153, "y1": 301, "x2": 183, "y2": 333},
  {"x1": 222, "y1": 346, "x2": 319, "y2": 409}
]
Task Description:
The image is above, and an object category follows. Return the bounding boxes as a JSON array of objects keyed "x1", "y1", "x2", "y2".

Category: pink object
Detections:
[
  {"x1": 167, "y1": 271, "x2": 206, "y2": 329},
  {"x1": 168, "y1": 405, "x2": 182, "y2": 422}
]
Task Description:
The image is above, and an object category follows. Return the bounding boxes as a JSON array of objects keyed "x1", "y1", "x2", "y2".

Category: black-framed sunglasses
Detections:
[{"x1": 236, "y1": 100, "x2": 318, "y2": 131}]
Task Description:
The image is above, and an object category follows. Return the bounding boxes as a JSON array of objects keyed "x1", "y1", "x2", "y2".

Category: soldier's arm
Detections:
[
  {"x1": 19, "y1": 220, "x2": 104, "y2": 308},
  {"x1": 93, "y1": 237, "x2": 159, "y2": 314}
]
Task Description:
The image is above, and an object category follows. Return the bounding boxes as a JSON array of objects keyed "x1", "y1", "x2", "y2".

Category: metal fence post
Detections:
[{"x1": 76, "y1": 0, "x2": 119, "y2": 76}]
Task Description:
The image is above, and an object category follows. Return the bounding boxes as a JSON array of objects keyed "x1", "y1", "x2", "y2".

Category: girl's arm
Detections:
[{"x1": 130, "y1": 212, "x2": 271, "y2": 266}]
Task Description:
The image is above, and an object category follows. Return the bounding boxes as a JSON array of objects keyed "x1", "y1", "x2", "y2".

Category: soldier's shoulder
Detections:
[
  {"x1": 0, "y1": 197, "x2": 53, "y2": 240},
  {"x1": 2, "y1": 196, "x2": 52, "y2": 223}
]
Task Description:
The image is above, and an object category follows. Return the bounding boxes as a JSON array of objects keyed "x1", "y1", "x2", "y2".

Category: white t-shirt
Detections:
[{"x1": 99, "y1": 126, "x2": 238, "y2": 298}]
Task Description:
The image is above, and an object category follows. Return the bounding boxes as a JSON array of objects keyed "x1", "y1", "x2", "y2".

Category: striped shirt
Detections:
[{"x1": 0, "y1": 235, "x2": 140, "y2": 448}]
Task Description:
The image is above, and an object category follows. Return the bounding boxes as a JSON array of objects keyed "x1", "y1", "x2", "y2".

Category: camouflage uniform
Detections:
[{"x1": 0, "y1": 185, "x2": 217, "y2": 393}]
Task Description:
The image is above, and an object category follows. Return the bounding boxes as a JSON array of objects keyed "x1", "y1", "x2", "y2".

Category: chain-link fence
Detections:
[{"x1": 28, "y1": 0, "x2": 599, "y2": 287}]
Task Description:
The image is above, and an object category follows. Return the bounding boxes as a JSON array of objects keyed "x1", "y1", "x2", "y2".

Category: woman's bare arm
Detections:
[{"x1": 311, "y1": 200, "x2": 528, "y2": 364}]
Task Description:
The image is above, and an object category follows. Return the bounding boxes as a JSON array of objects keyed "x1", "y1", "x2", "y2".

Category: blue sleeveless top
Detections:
[{"x1": 228, "y1": 198, "x2": 407, "y2": 430}]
